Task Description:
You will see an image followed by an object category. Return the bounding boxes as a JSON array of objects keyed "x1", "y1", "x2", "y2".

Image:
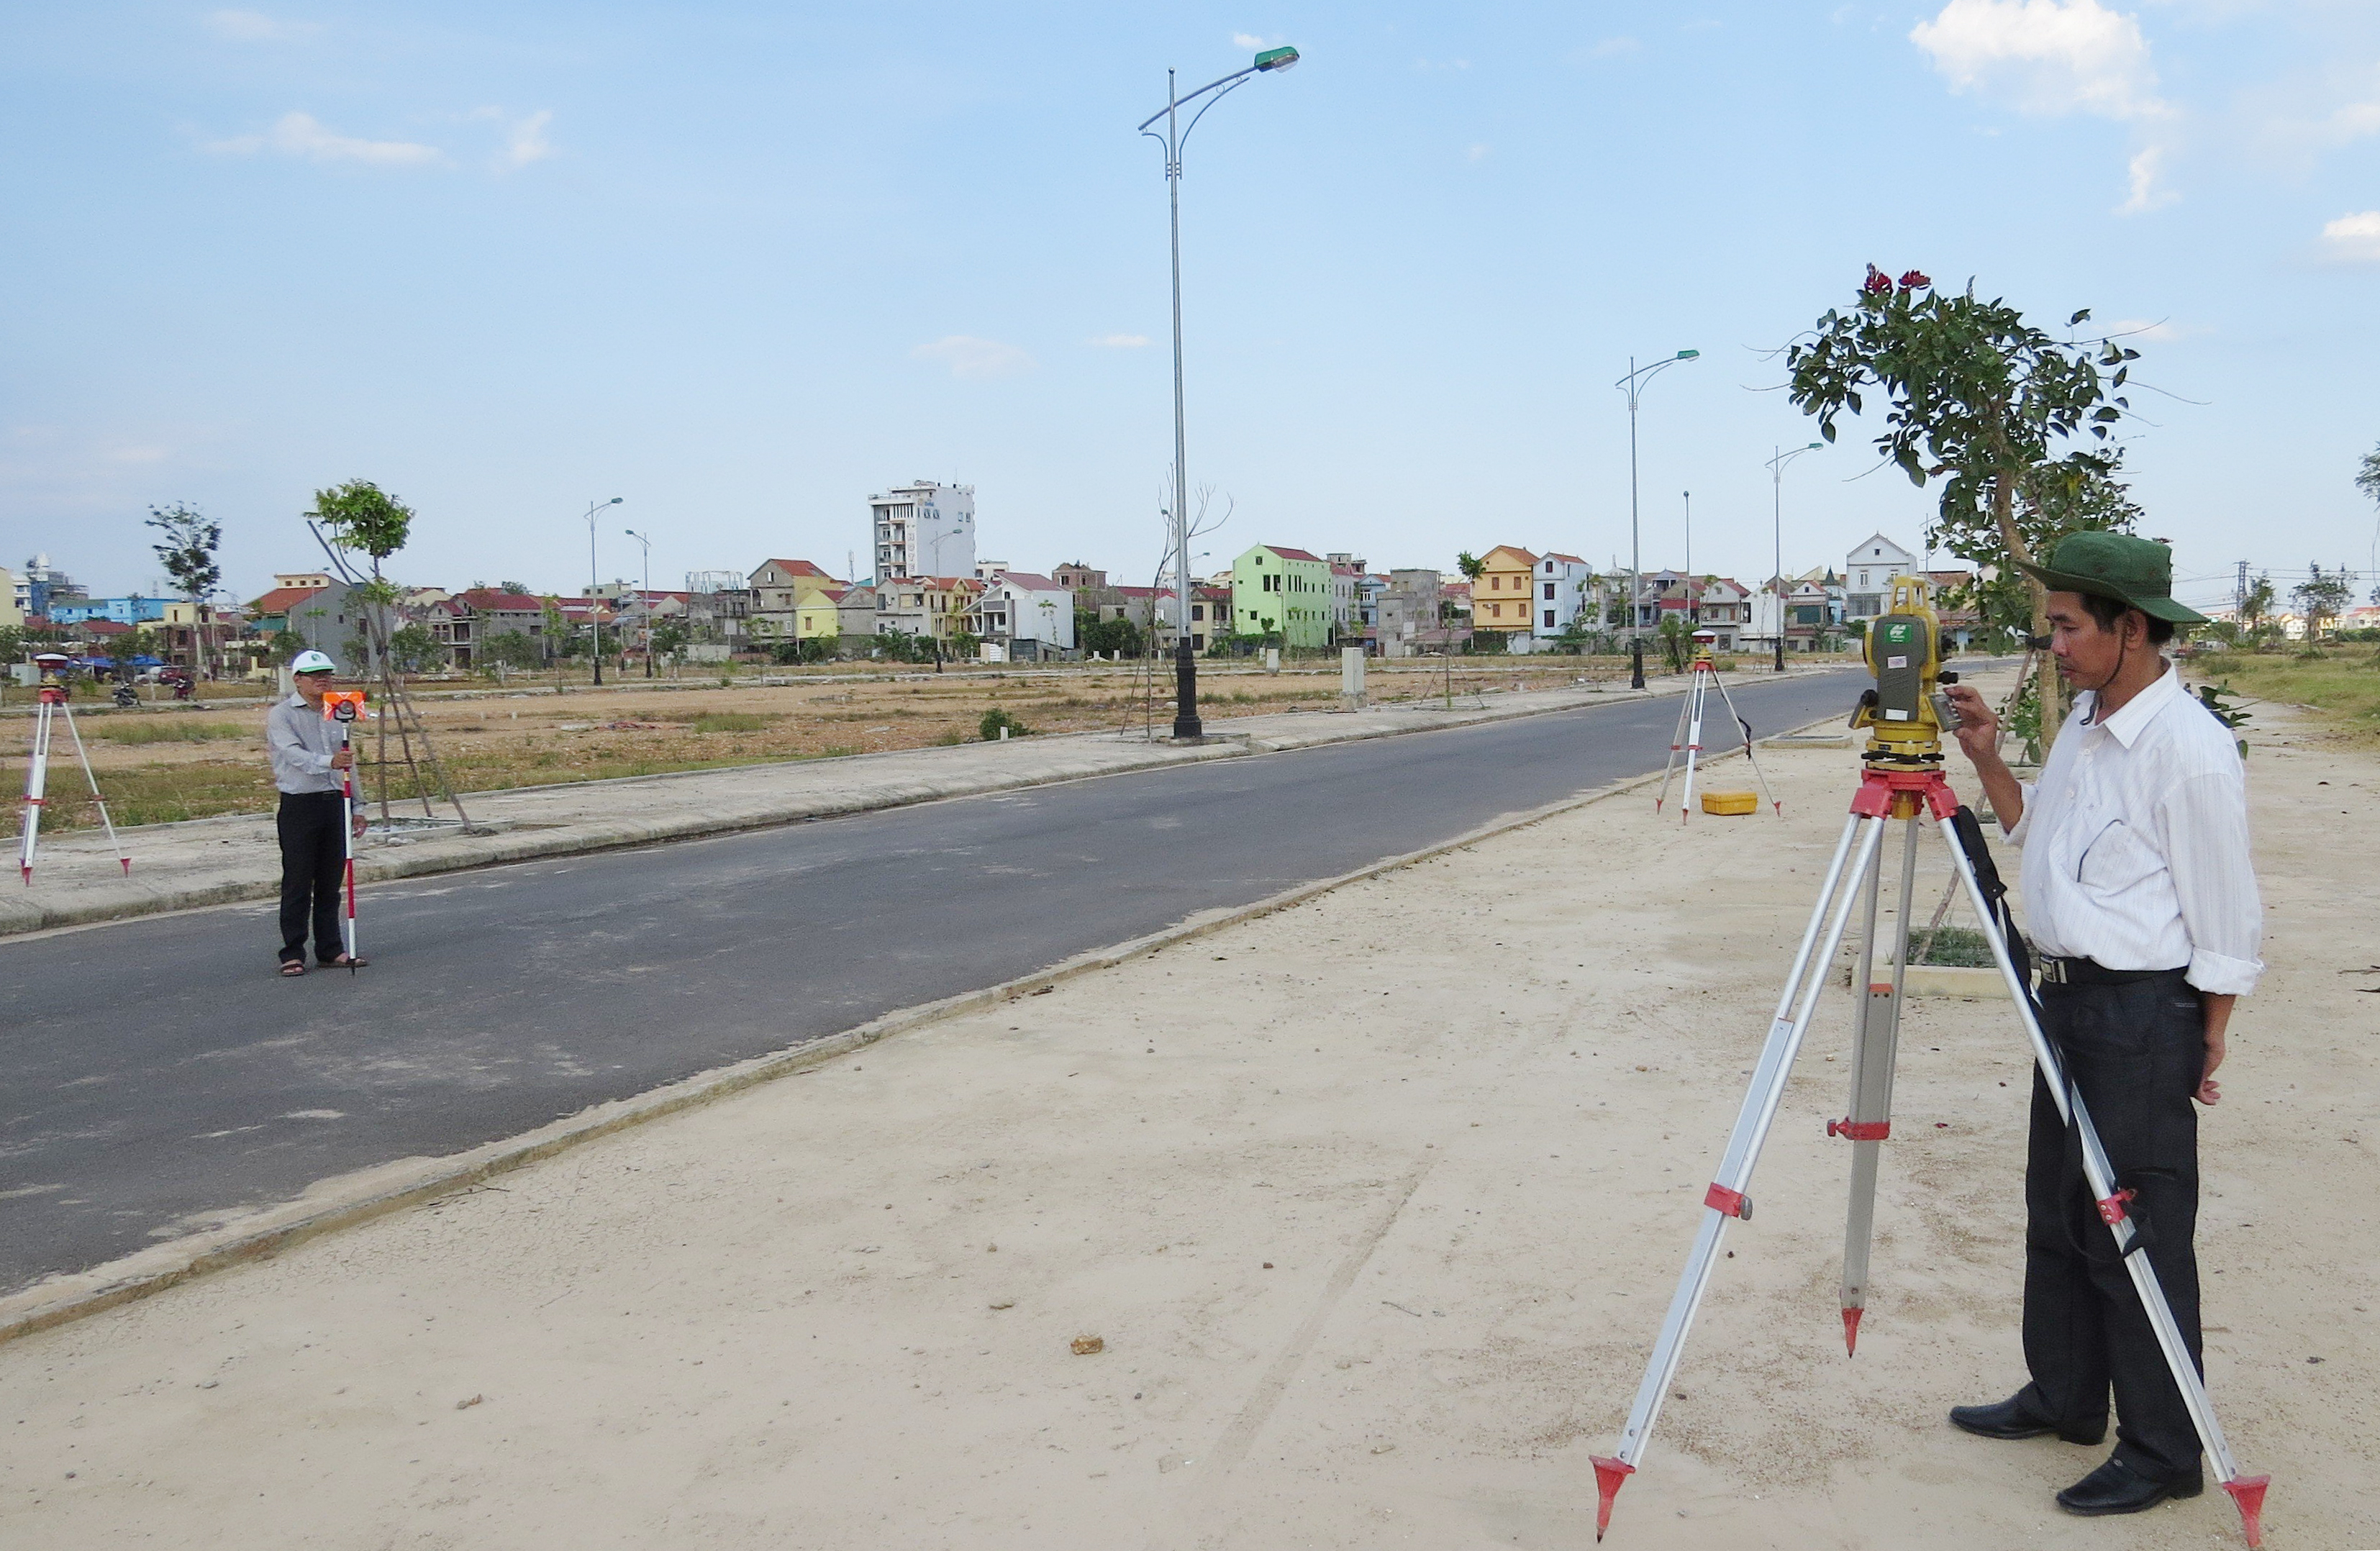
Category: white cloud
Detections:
[
  {"x1": 2119, "y1": 143, "x2": 2176, "y2": 212},
  {"x1": 912, "y1": 336, "x2": 1035, "y2": 378},
  {"x1": 1911, "y1": 0, "x2": 2163, "y2": 119},
  {"x1": 204, "y1": 112, "x2": 442, "y2": 166},
  {"x1": 2320, "y1": 211, "x2": 2380, "y2": 263},
  {"x1": 1584, "y1": 36, "x2": 1640, "y2": 58},
  {"x1": 500, "y1": 109, "x2": 553, "y2": 169},
  {"x1": 1467, "y1": 142, "x2": 1490, "y2": 161},
  {"x1": 1086, "y1": 333, "x2": 1149, "y2": 348},
  {"x1": 206, "y1": 9, "x2": 319, "y2": 41},
  {"x1": 1231, "y1": 32, "x2": 1268, "y2": 50}
]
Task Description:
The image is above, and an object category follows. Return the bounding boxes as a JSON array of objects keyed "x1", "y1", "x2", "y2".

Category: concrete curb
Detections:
[
  {"x1": 0, "y1": 715, "x2": 1827, "y2": 1348},
  {"x1": 6, "y1": 674, "x2": 1818, "y2": 939}
]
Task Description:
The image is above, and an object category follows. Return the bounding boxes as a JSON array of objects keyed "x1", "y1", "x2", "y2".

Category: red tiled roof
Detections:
[
  {"x1": 83, "y1": 619, "x2": 132, "y2": 635},
  {"x1": 1267, "y1": 546, "x2": 1325, "y2": 563},
  {"x1": 758, "y1": 559, "x2": 834, "y2": 579},
  {"x1": 247, "y1": 585, "x2": 327, "y2": 617},
  {"x1": 1542, "y1": 552, "x2": 1586, "y2": 565},
  {"x1": 989, "y1": 571, "x2": 1061, "y2": 591},
  {"x1": 455, "y1": 588, "x2": 548, "y2": 612}
]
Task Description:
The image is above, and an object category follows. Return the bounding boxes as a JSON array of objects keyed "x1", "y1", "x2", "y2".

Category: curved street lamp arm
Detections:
[{"x1": 1136, "y1": 64, "x2": 1261, "y2": 133}]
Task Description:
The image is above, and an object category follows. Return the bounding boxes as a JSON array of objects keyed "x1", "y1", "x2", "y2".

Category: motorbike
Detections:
[{"x1": 112, "y1": 681, "x2": 140, "y2": 708}]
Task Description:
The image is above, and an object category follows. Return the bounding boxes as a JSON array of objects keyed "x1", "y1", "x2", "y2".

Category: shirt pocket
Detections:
[{"x1": 2076, "y1": 818, "x2": 2161, "y2": 896}]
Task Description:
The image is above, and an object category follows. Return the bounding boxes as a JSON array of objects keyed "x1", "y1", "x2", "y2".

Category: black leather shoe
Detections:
[
  {"x1": 1948, "y1": 1393, "x2": 2107, "y2": 1446},
  {"x1": 2056, "y1": 1455, "x2": 2203, "y2": 1516}
]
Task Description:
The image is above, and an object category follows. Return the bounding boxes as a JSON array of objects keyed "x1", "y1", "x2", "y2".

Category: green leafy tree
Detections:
[
  {"x1": 1788, "y1": 265, "x2": 2141, "y2": 746},
  {"x1": 388, "y1": 622, "x2": 443, "y2": 673},
  {"x1": 483, "y1": 630, "x2": 542, "y2": 670},
  {"x1": 269, "y1": 629, "x2": 305, "y2": 664},
  {"x1": 650, "y1": 621, "x2": 689, "y2": 661},
  {"x1": 147, "y1": 501, "x2": 223, "y2": 677},
  {"x1": 1455, "y1": 551, "x2": 1486, "y2": 582},
  {"x1": 2237, "y1": 573, "x2": 2277, "y2": 647},
  {"x1": 307, "y1": 481, "x2": 414, "y2": 578},
  {"x1": 2292, "y1": 564, "x2": 2356, "y2": 645}
]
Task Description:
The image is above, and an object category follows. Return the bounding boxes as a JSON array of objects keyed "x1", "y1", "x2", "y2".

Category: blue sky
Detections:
[{"x1": 4, "y1": 1, "x2": 2377, "y2": 614}]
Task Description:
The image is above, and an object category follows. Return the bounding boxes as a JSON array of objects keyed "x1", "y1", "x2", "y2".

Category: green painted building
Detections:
[{"x1": 1230, "y1": 545, "x2": 1334, "y2": 649}]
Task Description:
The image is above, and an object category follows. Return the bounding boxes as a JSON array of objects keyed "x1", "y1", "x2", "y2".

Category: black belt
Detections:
[{"x1": 2037, "y1": 955, "x2": 2184, "y2": 986}]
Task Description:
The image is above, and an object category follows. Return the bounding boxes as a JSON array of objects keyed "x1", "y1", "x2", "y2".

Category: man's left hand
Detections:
[
  {"x1": 2196, "y1": 1028, "x2": 2225, "y2": 1106},
  {"x1": 353, "y1": 814, "x2": 368, "y2": 840}
]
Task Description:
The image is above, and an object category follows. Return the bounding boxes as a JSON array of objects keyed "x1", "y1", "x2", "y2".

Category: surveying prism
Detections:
[
  {"x1": 16, "y1": 653, "x2": 132, "y2": 885},
  {"x1": 1589, "y1": 575, "x2": 2271, "y2": 1546},
  {"x1": 321, "y1": 688, "x2": 367, "y2": 970},
  {"x1": 1652, "y1": 629, "x2": 1780, "y2": 822}
]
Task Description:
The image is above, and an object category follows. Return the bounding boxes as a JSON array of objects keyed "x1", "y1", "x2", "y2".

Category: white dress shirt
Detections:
[
  {"x1": 2007, "y1": 661, "x2": 2263, "y2": 995},
  {"x1": 265, "y1": 693, "x2": 344, "y2": 795}
]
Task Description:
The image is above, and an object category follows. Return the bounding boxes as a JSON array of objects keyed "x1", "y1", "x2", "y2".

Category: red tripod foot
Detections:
[
  {"x1": 2221, "y1": 1475, "x2": 2269, "y2": 1547},
  {"x1": 1841, "y1": 1305, "x2": 1863, "y2": 1355},
  {"x1": 1590, "y1": 1455, "x2": 1633, "y2": 1540}
]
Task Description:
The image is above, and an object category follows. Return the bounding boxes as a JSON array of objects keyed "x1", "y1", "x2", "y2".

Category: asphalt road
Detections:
[{"x1": 1, "y1": 669, "x2": 1862, "y2": 1293}]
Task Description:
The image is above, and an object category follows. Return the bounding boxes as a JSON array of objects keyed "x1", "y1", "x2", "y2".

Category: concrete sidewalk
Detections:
[{"x1": 5, "y1": 669, "x2": 1825, "y2": 937}]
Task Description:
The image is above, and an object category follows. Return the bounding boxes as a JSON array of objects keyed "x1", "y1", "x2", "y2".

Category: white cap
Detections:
[{"x1": 290, "y1": 650, "x2": 336, "y2": 674}]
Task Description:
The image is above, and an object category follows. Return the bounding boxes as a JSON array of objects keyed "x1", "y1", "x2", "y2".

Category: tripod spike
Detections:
[
  {"x1": 1841, "y1": 1305, "x2": 1863, "y2": 1355},
  {"x1": 1590, "y1": 1455, "x2": 1633, "y2": 1539},
  {"x1": 2221, "y1": 1475, "x2": 2268, "y2": 1547}
]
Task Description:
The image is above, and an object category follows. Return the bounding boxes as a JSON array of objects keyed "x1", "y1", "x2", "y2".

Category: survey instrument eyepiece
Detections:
[
  {"x1": 1850, "y1": 575, "x2": 1953, "y2": 771},
  {"x1": 321, "y1": 689, "x2": 367, "y2": 724}
]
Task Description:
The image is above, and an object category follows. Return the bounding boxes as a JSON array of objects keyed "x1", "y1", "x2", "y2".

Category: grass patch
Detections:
[
  {"x1": 684, "y1": 711, "x2": 778, "y2": 733},
  {"x1": 1914, "y1": 925, "x2": 1997, "y2": 968},
  {"x1": 2184, "y1": 648, "x2": 2380, "y2": 745},
  {"x1": 71, "y1": 719, "x2": 250, "y2": 745}
]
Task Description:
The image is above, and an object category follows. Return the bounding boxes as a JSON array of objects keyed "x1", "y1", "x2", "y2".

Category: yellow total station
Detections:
[{"x1": 1852, "y1": 574, "x2": 1957, "y2": 768}]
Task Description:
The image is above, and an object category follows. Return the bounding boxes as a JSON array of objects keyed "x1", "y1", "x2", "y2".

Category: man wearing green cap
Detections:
[{"x1": 1940, "y1": 532, "x2": 2261, "y2": 1519}]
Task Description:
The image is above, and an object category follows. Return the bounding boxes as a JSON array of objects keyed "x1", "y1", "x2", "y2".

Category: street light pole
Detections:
[
  {"x1": 624, "y1": 527, "x2": 654, "y2": 678},
  {"x1": 1765, "y1": 442, "x2": 1823, "y2": 673},
  {"x1": 584, "y1": 498, "x2": 622, "y2": 685},
  {"x1": 1140, "y1": 44, "x2": 1299, "y2": 740},
  {"x1": 1616, "y1": 350, "x2": 1699, "y2": 688}
]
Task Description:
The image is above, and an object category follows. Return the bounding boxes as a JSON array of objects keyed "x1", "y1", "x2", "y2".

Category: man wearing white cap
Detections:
[{"x1": 266, "y1": 651, "x2": 367, "y2": 975}]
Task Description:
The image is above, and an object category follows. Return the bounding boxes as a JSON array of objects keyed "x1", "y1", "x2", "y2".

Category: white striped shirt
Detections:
[{"x1": 2007, "y1": 661, "x2": 2263, "y2": 996}]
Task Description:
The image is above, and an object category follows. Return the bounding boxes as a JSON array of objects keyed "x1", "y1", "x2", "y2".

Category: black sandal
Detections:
[
  {"x1": 324, "y1": 953, "x2": 370, "y2": 969},
  {"x1": 279, "y1": 960, "x2": 307, "y2": 978}
]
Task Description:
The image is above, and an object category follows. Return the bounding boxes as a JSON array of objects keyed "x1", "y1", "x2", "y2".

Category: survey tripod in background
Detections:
[
  {"x1": 1589, "y1": 578, "x2": 2270, "y2": 1547},
  {"x1": 1651, "y1": 629, "x2": 1780, "y2": 822},
  {"x1": 16, "y1": 653, "x2": 132, "y2": 886}
]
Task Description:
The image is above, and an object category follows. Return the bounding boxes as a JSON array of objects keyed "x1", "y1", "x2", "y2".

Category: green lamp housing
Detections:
[{"x1": 1255, "y1": 45, "x2": 1299, "y2": 71}]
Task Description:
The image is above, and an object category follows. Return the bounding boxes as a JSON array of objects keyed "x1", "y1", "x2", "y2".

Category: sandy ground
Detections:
[{"x1": 1, "y1": 695, "x2": 2372, "y2": 1550}]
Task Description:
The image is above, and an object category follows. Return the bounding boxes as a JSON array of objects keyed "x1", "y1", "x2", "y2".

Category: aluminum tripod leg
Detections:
[
  {"x1": 1678, "y1": 669, "x2": 1708, "y2": 820},
  {"x1": 1835, "y1": 815, "x2": 1918, "y2": 1352},
  {"x1": 1708, "y1": 671, "x2": 1784, "y2": 817},
  {"x1": 18, "y1": 698, "x2": 53, "y2": 883},
  {"x1": 1591, "y1": 811, "x2": 1885, "y2": 1537},
  {"x1": 1939, "y1": 822, "x2": 2270, "y2": 1546},
  {"x1": 58, "y1": 700, "x2": 130, "y2": 878},
  {"x1": 1652, "y1": 677, "x2": 1698, "y2": 815}
]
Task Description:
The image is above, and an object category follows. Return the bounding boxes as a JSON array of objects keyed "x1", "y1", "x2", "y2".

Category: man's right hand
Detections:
[
  {"x1": 331, "y1": 747, "x2": 353, "y2": 770},
  {"x1": 1943, "y1": 683, "x2": 1999, "y2": 764}
]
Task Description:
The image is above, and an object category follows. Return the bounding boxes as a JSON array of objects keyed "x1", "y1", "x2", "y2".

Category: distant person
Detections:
[
  {"x1": 267, "y1": 651, "x2": 367, "y2": 976},
  {"x1": 1940, "y1": 534, "x2": 2260, "y2": 1520}
]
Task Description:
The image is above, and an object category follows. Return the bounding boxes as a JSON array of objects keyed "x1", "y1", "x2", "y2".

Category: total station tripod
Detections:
[
  {"x1": 1590, "y1": 581, "x2": 2268, "y2": 1547},
  {"x1": 1653, "y1": 631, "x2": 1780, "y2": 821},
  {"x1": 17, "y1": 655, "x2": 132, "y2": 886}
]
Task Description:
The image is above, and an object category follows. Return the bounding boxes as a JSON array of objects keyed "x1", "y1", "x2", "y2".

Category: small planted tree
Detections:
[
  {"x1": 147, "y1": 501, "x2": 223, "y2": 680},
  {"x1": 1788, "y1": 267, "x2": 2143, "y2": 748},
  {"x1": 2292, "y1": 565, "x2": 2356, "y2": 647}
]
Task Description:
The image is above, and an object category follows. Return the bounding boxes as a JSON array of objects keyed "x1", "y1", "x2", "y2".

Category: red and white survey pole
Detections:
[{"x1": 322, "y1": 690, "x2": 366, "y2": 970}]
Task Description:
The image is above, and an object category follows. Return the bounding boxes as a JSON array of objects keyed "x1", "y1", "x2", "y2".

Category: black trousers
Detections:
[
  {"x1": 277, "y1": 791, "x2": 348, "y2": 965},
  {"x1": 2016, "y1": 969, "x2": 2206, "y2": 1482}
]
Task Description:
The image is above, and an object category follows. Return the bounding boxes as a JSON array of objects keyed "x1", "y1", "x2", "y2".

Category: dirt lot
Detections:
[
  {"x1": 1, "y1": 691, "x2": 2368, "y2": 1550},
  {"x1": 8, "y1": 656, "x2": 1655, "y2": 829}
]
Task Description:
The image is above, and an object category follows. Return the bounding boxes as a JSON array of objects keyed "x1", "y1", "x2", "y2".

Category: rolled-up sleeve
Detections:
[{"x1": 2157, "y1": 768, "x2": 2264, "y2": 995}]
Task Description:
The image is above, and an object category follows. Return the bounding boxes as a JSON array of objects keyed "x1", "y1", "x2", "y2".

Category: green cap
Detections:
[{"x1": 2015, "y1": 532, "x2": 2207, "y2": 626}]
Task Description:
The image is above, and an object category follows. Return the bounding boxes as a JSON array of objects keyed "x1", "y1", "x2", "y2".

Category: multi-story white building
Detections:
[
  {"x1": 871, "y1": 480, "x2": 977, "y2": 581},
  {"x1": 1325, "y1": 553, "x2": 1368, "y2": 639},
  {"x1": 971, "y1": 570, "x2": 1076, "y2": 661},
  {"x1": 1844, "y1": 534, "x2": 1917, "y2": 619},
  {"x1": 1531, "y1": 552, "x2": 1595, "y2": 640}
]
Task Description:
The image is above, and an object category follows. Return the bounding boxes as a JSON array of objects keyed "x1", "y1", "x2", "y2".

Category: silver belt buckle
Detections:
[{"x1": 2040, "y1": 958, "x2": 2068, "y2": 984}]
